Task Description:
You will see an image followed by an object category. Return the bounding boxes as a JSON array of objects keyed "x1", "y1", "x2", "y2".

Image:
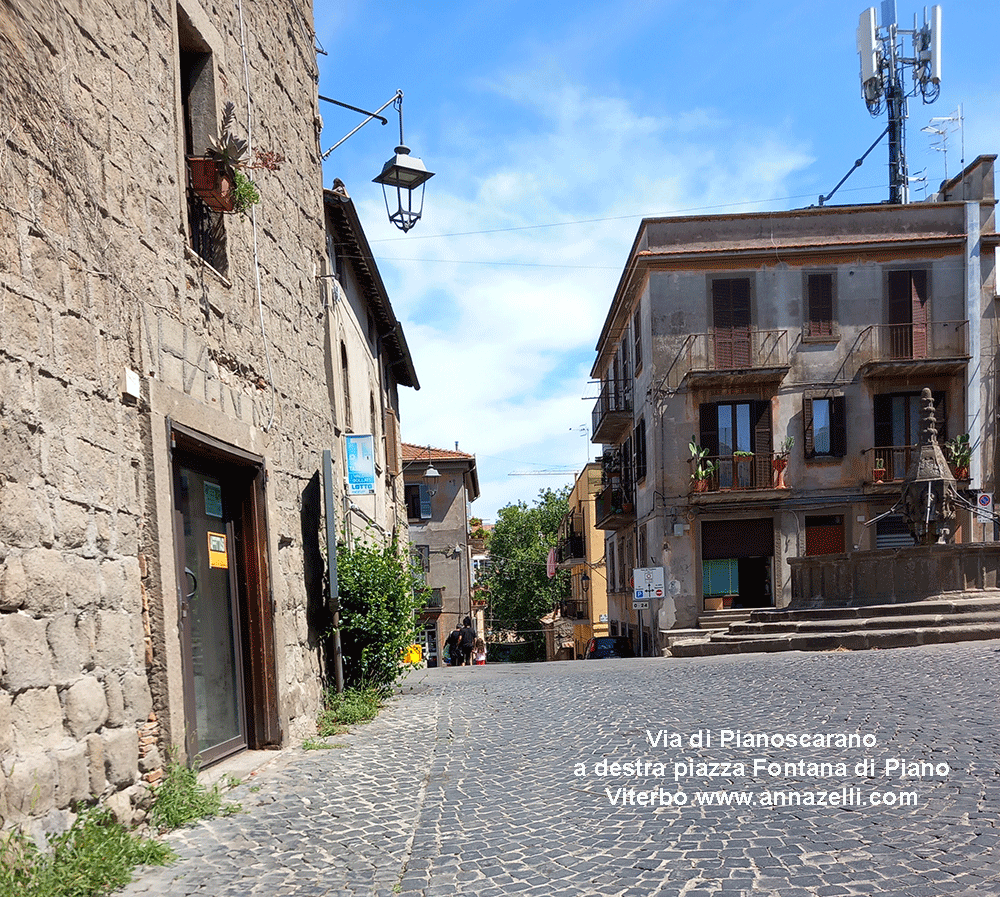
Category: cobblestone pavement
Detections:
[{"x1": 119, "y1": 640, "x2": 1000, "y2": 897}]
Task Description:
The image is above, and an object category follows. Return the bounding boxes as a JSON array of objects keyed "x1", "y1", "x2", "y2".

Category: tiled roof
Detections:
[{"x1": 402, "y1": 443, "x2": 475, "y2": 462}]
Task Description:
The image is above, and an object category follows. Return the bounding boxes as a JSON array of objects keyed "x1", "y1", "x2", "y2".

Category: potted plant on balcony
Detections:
[
  {"x1": 944, "y1": 433, "x2": 971, "y2": 480},
  {"x1": 872, "y1": 456, "x2": 887, "y2": 483},
  {"x1": 188, "y1": 102, "x2": 284, "y2": 214},
  {"x1": 688, "y1": 438, "x2": 718, "y2": 493},
  {"x1": 733, "y1": 450, "x2": 754, "y2": 488},
  {"x1": 772, "y1": 436, "x2": 793, "y2": 489}
]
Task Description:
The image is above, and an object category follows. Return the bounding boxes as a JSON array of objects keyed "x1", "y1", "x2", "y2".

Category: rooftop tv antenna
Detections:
[{"x1": 856, "y1": 2, "x2": 942, "y2": 204}]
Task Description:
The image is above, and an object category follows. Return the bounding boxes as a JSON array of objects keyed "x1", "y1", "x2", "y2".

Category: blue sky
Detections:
[{"x1": 314, "y1": 0, "x2": 1000, "y2": 522}]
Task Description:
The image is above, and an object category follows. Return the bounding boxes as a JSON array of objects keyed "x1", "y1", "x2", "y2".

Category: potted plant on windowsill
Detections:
[
  {"x1": 187, "y1": 102, "x2": 284, "y2": 214},
  {"x1": 872, "y1": 456, "x2": 887, "y2": 484},
  {"x1": 772, "y1": 436, "x2": 793, "y2": 489},
  {"x1": 688, "y1": 438, "x2": 718, "y2": 493},
  {"x1": 944, "y1": 433, "x2": 971, "y2": 480}
]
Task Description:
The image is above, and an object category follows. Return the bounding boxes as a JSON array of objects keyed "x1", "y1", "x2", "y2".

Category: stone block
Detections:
[
  {"x1": 0, "y1": 613, "x2": 53, "y2": 691},
  {"x1": 105, "y1": 674, "x2": 125, "y2": 727},
  {"x1": 20, "y1": 547, "x2": 69, "y2": 615},
  {"x1": 121, "y1": 670, "x2": 152, "y2": 723},
  {"x1": 102, "y1": 727, "x2": 138, "y2": 788},
  {"x1": 52, "y1": 499, "x2": 92, "y2": 550},
  {"x1": 46, "y1": 614, "x2": 89, "y2": 684},
  {"x1": 99, "y1": 557, "x2": 141, "y2": 612},
  {"x1": 11, "y1": 687, "x2": 63, "y2": 753},
  {"x1": 0, "y1": 691, "x2": 12, "y2": 758},
  {"x1": 54, "y1": 741, "x2": 90, "y2": 808},
  {"x1": 63, "y1": 676, "x2": 108, "y2": 738},
  {"x1": 85, "y1": 732, "x2": 106, "y2": 795},
  {"x1": 0, "y1": 554, "x2": 27, "y2": 612},
  {"x1": 0, "y1": 421, "x2": 40, "y2": 494},
  {"x1": 6, "y1": 752, "x2": 55, "y2": 819},
  {"x1": 0, "y1": 480, "x2": 49, "y2": 549},
  {"x1": 94, "y1": 610, "x2": 138, "y2": 670}
]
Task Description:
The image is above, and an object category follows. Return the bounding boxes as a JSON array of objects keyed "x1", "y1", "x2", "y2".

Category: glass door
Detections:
[{"x1": 175, "y1": 463, "x2": 247, "y2": 763}]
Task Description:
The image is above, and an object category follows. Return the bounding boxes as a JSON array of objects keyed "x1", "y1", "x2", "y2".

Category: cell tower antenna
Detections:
[{"x1": 856, "y1": 3, "x2": 942, "y2": 204}]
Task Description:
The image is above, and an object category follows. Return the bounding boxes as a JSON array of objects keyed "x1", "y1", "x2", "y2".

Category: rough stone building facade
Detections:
[
  {"x1": 592, "y1": 157, "x2": 998, "y2": 646},
  {"x1": 0, "y1": 0, "x2": 413, "y2": 836}
]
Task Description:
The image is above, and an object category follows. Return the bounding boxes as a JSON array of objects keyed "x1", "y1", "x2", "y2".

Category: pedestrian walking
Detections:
[
  {"x1": 458, "y1": 616, "x2": 476, "y2": 666},
  {"x1": 445, "y1": 622, "x2": 462, "y2": 666},
  {"x1": 472, "y1": 636, "x2": 487, "y2": 665}
]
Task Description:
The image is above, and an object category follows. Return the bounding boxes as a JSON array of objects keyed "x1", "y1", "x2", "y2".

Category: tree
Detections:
[{"x1": 483, "y1": 487, "x2": 570, "y2": 661}]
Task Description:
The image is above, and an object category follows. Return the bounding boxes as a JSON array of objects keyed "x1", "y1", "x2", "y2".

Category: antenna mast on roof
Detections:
[{"x1": 857, "y1": 2, "x2": 942, "y2": 204}]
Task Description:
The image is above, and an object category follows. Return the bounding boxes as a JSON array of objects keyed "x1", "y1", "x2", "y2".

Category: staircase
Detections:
[{"x1": 665, "y1": 595, "x2": 1000, "y2": 657}]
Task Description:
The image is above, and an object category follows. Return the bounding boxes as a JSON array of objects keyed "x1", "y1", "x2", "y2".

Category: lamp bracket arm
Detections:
[{"x1": 320, "y1": 90, "x2": 404, "y2": 160}]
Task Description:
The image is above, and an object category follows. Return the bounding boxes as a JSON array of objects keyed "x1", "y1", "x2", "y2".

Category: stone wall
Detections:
[
  {"x1": 0, "y1": 0, "x2": 332, "y2": 835},
  {"x1": 789, "y1": 543, "x2": 1000, "y2": 608}
]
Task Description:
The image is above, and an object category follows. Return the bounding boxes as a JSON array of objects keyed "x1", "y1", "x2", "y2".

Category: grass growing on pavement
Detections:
[
  {"x1": 316, "y1": 685, "x2": 384, "y2": 736},
  {"x1": 148, "y1": 757, "x2": 239, "y2": 831},
  {"x1": 0, "y1": 805, "x2": 173, "y2": 897}
]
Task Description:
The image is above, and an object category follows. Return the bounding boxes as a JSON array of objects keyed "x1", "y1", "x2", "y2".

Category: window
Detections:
[
  {"x1": 699, "y1": 400, "x2": 772, "y2": 487},
  {"x1": 637, "y1": 522, "x2": 648, "y2": 569},
  {"x1": 411, "y1": 544, "x2": 430, "y2": 584},
  {"x1": 712, "y1": 278, "x2": 752, "y2": 368},
  {"x1": 873, "y1": 391, "x2": 945, "y2": 479},
  {"x1": 340, "y1": 342, "x2": 352, "y2": 430},
  {"x1": 633, "y1": 416, "x2": 647, "y2": 483},
  {"x1": 426, "y1": 588, "x2": 443, "y2": 608},
  {"x1": 178, "y1": 7, "x2": 227, "y2": 273},
  {"x1": 804, "y1": 393, "x2": 846, "y2": 458},
  {"x1": 607, "y1": 540, "x2": 616, "y2": 592},
  {"x1": 633, "y1": 306, "x2": 643, "y2": 374},
  {"x1": 405, "y1": 483, "x2": 432, "y2": 520},
  {"x1": 806, "y1": 273, "x2": 834, "y2": 338},
  {"x1": 887, "y1": 270, "x2": 928, "y2": 359}
]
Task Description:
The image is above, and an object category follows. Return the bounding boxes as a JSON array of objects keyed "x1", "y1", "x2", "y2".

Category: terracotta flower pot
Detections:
[
  {"x1": 772, "y1": 457, "x2": 788, "y2": 489},
  {"x1": 187, "y1": 157, "x2": 236, "y2": 212}
]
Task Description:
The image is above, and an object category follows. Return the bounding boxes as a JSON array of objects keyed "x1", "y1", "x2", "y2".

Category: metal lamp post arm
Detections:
[{"x1": 320, "y1": 89, "x2": 404, "y2": 159}]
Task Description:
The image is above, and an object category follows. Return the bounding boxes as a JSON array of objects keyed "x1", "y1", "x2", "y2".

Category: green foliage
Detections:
[
  {"x1": 688, "y1": 437, "x2": 719, "y2": 481},
  {"x1": 316, "y1": 685, "x2": 384, "y2": 735},
  {"x1": 0, "y1": 806, "x2": 173, "y2": 897},
  {"x1": 481, "y1": 487, "x2": 570, "y2": 662},
  {"x1": 335, "y1": 535, "x2": 427, "y2": 691},
  {"x1": 148, "y1": 756, "x2": 227, "y2": 830},
  {"x1": 231, "y1": 170, "x2": 260, "y2": 214},
  {"x1": 945, "y1": 433, "x2": 971, "y2": 468}
]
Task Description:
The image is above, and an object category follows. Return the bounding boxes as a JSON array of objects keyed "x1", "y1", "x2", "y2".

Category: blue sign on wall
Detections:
[{"x1": 346, "y1": 434, "x2": 376, "y2": 495}]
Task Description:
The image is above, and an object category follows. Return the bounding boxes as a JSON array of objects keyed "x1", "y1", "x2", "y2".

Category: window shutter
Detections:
[
  {"x1": 807, "y1": 274, "x2": 833, "y2": 337},
  {"x1": 699, "y1": 404, "x2": 719, "y2": 458},
  {"x1": 911, "y1": 271, "x2": 928, "y2": 358},
  {"x1": 803, "y1": 396, "x2": 815, "y2": 458},
  {"x1": 873, "y1": 394, "x2": 892, "y2": 451},
  {"x1": 753, "y1": 400, "x2": 772, "y2": 486},
  {"x1": 830, "y1": 395, "x2": 847, "y2": 457},
  {"x1": 419, "y1": 484, "x2": 432, "y2": 519}
]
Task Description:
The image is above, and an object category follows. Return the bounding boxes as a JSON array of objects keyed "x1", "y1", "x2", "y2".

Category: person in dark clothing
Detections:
[
  {"x1": 458, "y1": 616, "x2": 477, "y2": 667},
  {"x1": 445, "y1": 623, "x2": 462, "y2": 666}
]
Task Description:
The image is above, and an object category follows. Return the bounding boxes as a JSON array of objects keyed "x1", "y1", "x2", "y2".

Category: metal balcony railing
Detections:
[
  {"x1": 594, "y1": 483, "x2": 635, "y2": 529},
  {"x1": 854, "y1": 320, "x2": 968, "y2": 366},
  {"x1": 591, "y1": 378, "x2": 632, "y2": 442},
  {"x1": 556, "y1": 534, "x2": 586, "y2": 565},
  {"x1": 691, "y1": 452, "x2": 777, "y2": 493},
  {"x1": 664, "y1": 329, "x2": 790, "y2": 391}
]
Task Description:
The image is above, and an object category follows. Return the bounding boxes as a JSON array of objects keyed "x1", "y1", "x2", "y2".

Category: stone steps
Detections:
[{"x1": 667, "y1": 595, "x2": 1000, "y2": 658}]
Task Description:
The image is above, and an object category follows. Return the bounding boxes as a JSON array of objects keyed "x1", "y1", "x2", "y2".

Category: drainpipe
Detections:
[{"x1": 965, "y1": 201, "x2": 982, "y2": 492}]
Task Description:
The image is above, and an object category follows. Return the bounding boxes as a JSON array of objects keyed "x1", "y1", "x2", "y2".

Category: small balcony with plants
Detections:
[{"x1": 591, "y1": 378, "x2": 632, "y2": 443}]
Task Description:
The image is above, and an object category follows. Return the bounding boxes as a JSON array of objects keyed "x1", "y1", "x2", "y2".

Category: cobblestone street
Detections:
[{"x1": 119, "y1": 641, "x2": 1000, "y2": 897}]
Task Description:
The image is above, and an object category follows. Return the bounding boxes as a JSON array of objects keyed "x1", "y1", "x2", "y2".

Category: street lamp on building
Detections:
[
  {"x1": 423, "y1": 445, "x2": 440, "y2": 496},
  {"x1": 320, "y1": 89, "x2": 434, "y2": 233}
]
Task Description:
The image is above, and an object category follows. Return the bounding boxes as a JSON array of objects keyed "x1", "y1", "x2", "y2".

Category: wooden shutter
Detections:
[
  {"x1": 753, "y1": 400, "x2": 772, "y2": 487},
  {"x1": 807, "y1": 274, "x2": 833, "y2": 337},
  {"x1": 911, "y1": 271, "x2": 928, "y2": 358},
  {"x1": 713, "y1": 279, "x2": 752, "y2": 369},
  {"x1": 803, "y1": 396, "x2": 815, "y2": 458},
  {"x1": 830, "y1": 395, "x2": 847, "y2": 457},
  {"x1": 383, "y1": 407, "x2": 400, "y2": 475},
  {"x1": 699, "y1": 404, "x2": 719, "y2": 458},
  {"x1": 873, "y1": 394, "x2": 893, "y2": 451}
]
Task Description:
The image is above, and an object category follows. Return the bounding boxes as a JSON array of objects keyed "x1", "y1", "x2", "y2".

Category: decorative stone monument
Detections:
[{"x1": 900, "y1": 387, "x2": 961, "y2": 545}]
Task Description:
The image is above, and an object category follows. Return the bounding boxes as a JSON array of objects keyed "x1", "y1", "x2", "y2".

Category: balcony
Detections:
[
  {"x1": 594, "y1": 483, "x2": 635, "y2": 530},
  {"x1": 555, "y1": 533, "x2": 586, "y2": 567},
  {"x1": 856, "y1": 321, "x2": 969, "y2": 380},
  {"x1": 690, "y1": 452, "x2": 783, "y2": 494},
  {"x1": 663, "y1": 329, "x2": 790, "y2": 391},
  {"x1": 866, "y1": 445, "x2": 970, "y2": 485},
  {"x1": 591, "y1": 379, "x2": 632, "y2": 443}
]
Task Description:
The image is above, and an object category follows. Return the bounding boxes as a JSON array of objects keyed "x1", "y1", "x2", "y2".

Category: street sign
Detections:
[
  {"x1": 633, "y1": 567, "x2": 665, "y2": 600},
  {"x1": 978, "y1": 492, "x2": 993, "y2": 521},
  {"x1": 632, "y1": 601, "x2": 649, "y2": 610}
]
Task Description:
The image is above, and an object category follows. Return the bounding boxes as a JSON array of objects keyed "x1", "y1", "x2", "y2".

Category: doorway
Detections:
[{"x1": 171, "y1": 425, "x2": 280, "y2": 765}]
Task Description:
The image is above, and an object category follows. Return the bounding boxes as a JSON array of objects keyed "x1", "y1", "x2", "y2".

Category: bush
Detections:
[
  {"x1": 0, "y1": 806, "x2": 173, "y2": 897},
  {"x1": 317, "y1": 685, "x2": 384, "y2": 735},
  {"x1": 148, "y1": 757, "x2": 230, "y2": 830},
  {"x1": 334, "y1": 535, "x2": 426, "y2": 691}
]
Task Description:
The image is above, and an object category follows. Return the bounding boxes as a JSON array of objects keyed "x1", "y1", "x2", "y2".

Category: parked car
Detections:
[{"x1": 585, "y1": 636, "x2": 636, "y2": 659}]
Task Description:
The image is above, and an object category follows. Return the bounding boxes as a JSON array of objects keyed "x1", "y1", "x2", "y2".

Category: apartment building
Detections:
[{"x1": 591, "y1": 156, "x2": 998, "y2": 644}]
